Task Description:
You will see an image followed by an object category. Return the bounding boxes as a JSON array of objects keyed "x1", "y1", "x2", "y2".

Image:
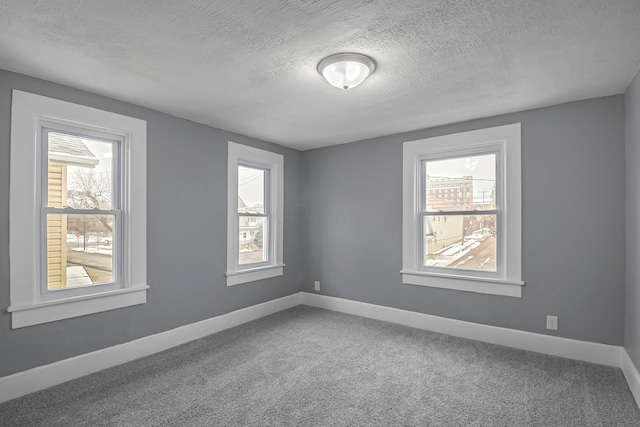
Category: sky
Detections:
[{"x1": 238, "y1": 166, "x2": 265, "y2": 209}]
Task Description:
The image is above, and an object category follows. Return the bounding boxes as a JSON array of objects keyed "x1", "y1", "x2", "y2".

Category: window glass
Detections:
[
  {"x1": 238, "y1": 216, "x2": 267, "y2": 265},
  {"x1": 47, "y1": 132, "x2": 115, "y2": 210},
  {"x1": 47, "y1": 213, "x2": 115, "y2": 289},
  {"x1": 425, "y1": 154, "x2": 496, "y2": 212},
  {"x1": 423, "y1": 214, "x2": 497, "y2": 272},
  {"x1": 238, "y1": 166, "x2": 265, "y2": 214}
]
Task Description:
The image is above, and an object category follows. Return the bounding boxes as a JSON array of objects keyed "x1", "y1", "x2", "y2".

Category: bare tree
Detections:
[{"x1": 67, "y1": 168, "x2": 113, "y2": 232}]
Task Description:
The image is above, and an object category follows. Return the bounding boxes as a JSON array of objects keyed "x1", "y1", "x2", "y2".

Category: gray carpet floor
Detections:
[{"x1": 1, "y1": 305, "x2": 639, "y2": 426}]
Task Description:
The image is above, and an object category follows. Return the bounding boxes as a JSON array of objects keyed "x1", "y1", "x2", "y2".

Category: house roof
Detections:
[{"x1": 48, "y1": 132, "x2": 99, "y2": 168}]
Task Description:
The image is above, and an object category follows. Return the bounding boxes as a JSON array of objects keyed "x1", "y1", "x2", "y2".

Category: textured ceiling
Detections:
[{"x1": 0, "y1": 1, "x2": 639, "y2": 150}]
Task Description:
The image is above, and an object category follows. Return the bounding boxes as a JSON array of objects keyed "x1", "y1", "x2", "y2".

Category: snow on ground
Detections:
[
  {"x1": 426, "y1": 232, "x2": 490, "y2": 268},
  {"x1": 71, "y1": 247, "x2": 112, "y2": 255},
  {"x1": 67, "y1": 234, "x2": 113, "y2": 255}
]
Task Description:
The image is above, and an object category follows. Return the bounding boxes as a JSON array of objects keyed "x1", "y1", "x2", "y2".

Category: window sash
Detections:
[
  {"x1": 237, "y1": 163, "x2": 270, "y2": 215},
  {"x1": 41, "y1": 126, "x2": 123, "y2": 210},
  {"x1": 39, "y1": 209, "x2": 123, "y2": 299},
  {"x1": 420, "y1": 151, "x2": 500, "y2": 213}
]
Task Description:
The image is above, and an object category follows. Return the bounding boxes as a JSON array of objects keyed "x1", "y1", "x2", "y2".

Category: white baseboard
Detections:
[
  {"x1": 2, "y1": 290, "x2": 635, "y2": 410},
  {"x1": 301, "y1": 293, "x2": 622, "y2": 367},
  {"x1": 0, "y1": 292, "x2": 302, "y2": 404},
  {"x1": 621, "y1": 349, "x2": 640, "y2": 409}
]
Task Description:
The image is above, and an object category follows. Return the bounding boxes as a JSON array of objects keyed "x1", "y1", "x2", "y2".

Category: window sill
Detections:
[
  {"x1": 7, "y1": 285, "x2": 149, "y2": 329},
  {"x1": 401, "y1": 270, "x2": 523, "y2": 298},
  {"x1": 226, "y1": 264, "x2": 285, "y2": 286}
]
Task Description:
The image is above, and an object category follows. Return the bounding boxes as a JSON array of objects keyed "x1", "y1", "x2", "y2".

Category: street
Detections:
[{"x1": 446, "y1": 235, "x2": 496, "y2": 271}]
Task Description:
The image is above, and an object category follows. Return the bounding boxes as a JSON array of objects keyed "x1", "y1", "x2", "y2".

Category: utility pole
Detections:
[
  {"x1": 461, "y1": 213, "x2": 465, "y2": 246},
  {"x1": 480, "y1": 190, "x2": 489, "y2": 209}
]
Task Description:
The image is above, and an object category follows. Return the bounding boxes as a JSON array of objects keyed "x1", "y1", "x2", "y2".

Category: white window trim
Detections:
[
  {"x1": 8, "y1": 90, "x2": 147, "y2": 328},
  {"x1": 402, "y1": 123, "x2": 523, "y2": 298},
  {"x1": 226, "y1": 142, "x2": 284, "y2": 286}
]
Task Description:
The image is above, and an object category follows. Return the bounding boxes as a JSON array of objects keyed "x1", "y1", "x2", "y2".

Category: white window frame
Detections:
[
  {"x1": 8, "y1": 90, "x2": 147, "y2": 328},
  {"x1": 226, "y1": 142, "x2": 284, "y2": 286},
  {"x1": 402, "y1": 123, "x2": 523, "y2": 297}
]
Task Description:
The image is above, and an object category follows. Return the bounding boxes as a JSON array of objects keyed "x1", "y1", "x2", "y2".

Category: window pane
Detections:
[
  {"x1": 238, "y1": 166, "x2": 265, "y2": 214},
  {"x1": 238, "y1": 216, "x2": 268, "y2": 265},
  {"x1": 425, "y1": 154, "x2": 496, "y2": 212},
  {"x1": 47, "y1": 213, "x2": 114, "y2": 290},
  {"x1": 47, "y1": 131, "x2": 115, "y2": 209},
  {"x1": 424, "y1": 214, "x2": 497, "y2": 272}
]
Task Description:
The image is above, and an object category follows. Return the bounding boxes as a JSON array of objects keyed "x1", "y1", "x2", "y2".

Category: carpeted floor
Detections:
[{"x1": 1, "y1": 306, "x2": 639, "y2": 426}]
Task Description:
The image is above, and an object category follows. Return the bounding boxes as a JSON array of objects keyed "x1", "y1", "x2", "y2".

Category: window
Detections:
[
  {"x1": 422, "y1": 153, "x2": 497, "y2": 273},
  {"x1": 226, "y1": 142, "x2": 284, "y2": 286},
  {"x1": 402, "y1": 123, "x2": 523, "y2": 297},
  {"x1": 9, "y1": 91, "x2": 147, "y2": 328},
  {"x1": 43, "y1": 130, "x2": 119, "y2": 292}
]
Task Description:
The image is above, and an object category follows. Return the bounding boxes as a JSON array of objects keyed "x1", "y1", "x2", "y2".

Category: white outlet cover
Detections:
[{"x1": 546, "y1": 315, "x2": 558, "y2": 331}]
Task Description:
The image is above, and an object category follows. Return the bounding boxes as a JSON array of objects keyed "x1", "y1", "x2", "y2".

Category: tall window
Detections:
[
  {"x1": 238, "y1": 165, "x2": 269, "y2": 266},
  {"x1": 42, "y1": 129, "x2": 120, "y2": 292},
  {"x1": 402, "y1": 124, "x2": 522, "y2": 297},
  {"x1": 9, "y1": 91, "x2": 147, "y2": 328},
  {"x1": 227, "y1": 142, "x2": 284, "y2": 286}
]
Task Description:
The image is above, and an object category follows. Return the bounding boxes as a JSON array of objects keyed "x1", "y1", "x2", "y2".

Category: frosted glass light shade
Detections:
[{"x1": 318, "y1": 53, "x2": 376, "y2": 90}]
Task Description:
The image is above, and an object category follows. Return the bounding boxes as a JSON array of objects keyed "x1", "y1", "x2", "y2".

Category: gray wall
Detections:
[
  {"x1": 0, "y1": 69, "x2": 307, "y2": 377},
  {"x1": 626, "y1": 69, "x2": 640, "y2": 369},
  {"x1": 304, "y1": 96, "x2": 626, "y2": 345},
  {"x1": 0, "y1": 67, "x2": 630, "y2": 378}
]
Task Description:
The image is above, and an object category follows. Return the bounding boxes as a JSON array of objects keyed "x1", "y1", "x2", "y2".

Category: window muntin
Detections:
[{"x1": 421, "y1": 153, "x2": 499, "y2": 274}]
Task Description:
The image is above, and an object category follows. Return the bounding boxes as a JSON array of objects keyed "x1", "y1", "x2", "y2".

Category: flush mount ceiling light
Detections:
[{"x1": 317, "y1": 53, "x2": 376, "y2": 90}]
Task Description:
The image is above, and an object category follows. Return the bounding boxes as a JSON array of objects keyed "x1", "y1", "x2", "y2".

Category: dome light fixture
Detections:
[{"x1": 317, "y1": 53, "x2": 376, "y2": 90}]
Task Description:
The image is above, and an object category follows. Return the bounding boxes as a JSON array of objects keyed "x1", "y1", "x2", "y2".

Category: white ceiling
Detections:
[{"x1": 0, "y1": 1, "x2": 639, "y2": 151}]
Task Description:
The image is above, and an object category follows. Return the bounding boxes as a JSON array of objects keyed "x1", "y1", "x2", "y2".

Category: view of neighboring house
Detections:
[
  {"x1": 237, "y1": 194, "x2": 266, "y2": 265},
  {"x1": 238, "y1": 195, "x2": 262, "y2": 246},
  {"x1": 46, "y1": 133, "x2": 98, "y2": 289}
]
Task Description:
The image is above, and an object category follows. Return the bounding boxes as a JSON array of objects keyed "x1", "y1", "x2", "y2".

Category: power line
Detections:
[
  {"x1": 239, "y1": 171, "x2": 262, "y2": 183},
  {"x1": 239, "y1": 173, "x2": 263, "y2": 187}
]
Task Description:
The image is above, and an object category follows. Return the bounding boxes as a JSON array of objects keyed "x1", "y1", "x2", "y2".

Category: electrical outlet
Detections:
[
  {"x1": 546, "y1": 315, "x2": 558, "y2": 331},
  {"x1": 314, "y1": 281, "x2": 320, "y2": 292}
]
